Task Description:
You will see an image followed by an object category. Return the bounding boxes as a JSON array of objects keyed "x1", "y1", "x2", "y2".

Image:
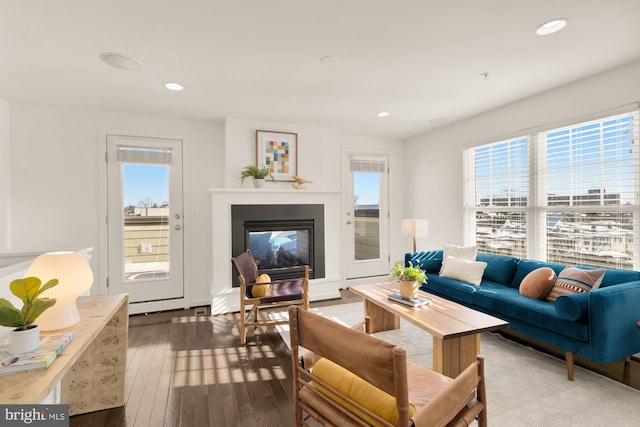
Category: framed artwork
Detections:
[{"x1": 256, "y1": 130, "x2": 298, "y2": 182}]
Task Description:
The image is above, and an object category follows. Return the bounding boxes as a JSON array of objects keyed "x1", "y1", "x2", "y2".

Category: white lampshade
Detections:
[
  {"x1": 401, "y1": 219, "x2": 429, "y2": 252},
  {"x1": 401, "y1": 219, "x2": 429, "y2": 238},
  {"x1": 25, "y1": 251, "x2": 94, "y2": 331}
]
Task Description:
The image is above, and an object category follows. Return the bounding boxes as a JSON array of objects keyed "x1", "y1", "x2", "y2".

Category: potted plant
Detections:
[
  {"x1": 390, "y1": 261, "x2": 427, "y2": 299},
  {"x1": 240, "y1": 165, "x2": 275, "y2": 188},
  {"x1": 0, "y1": 277, "x2": 58, "y2": 354}
]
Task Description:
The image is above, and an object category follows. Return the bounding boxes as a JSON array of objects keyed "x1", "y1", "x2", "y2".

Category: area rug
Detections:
[{"x1": 269, "y1": 302, "x2": 640, "y2": 427}]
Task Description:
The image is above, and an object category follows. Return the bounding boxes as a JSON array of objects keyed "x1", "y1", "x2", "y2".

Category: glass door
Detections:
[
  {"x1": 345, "y1": 152, "x2": 389, "y2": 279},
  {"x1": 106, "y1": 135, "x2": 184, "y2": 302}
]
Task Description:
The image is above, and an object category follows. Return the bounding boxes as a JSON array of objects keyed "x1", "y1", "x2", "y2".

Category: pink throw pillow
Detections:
[{"x1": 519, "y1": 267, "x2": 557, "y2": 300}]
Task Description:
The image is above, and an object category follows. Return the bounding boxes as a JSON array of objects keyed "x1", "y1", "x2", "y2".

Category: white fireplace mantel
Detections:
[{"x1": 209, "y1": 188, "x2": 343, "y2": 314}]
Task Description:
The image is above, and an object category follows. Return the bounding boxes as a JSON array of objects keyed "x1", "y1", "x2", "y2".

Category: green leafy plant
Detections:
[
  {"x1": 240, "y1": 165, "x2": 275, "y2": 185},
  {"x1": 0, "y1": 277, "x2": 58, "y2": 331},
  {"x1": 390, "y1": 261, "x2": 427, "y2": 284}
]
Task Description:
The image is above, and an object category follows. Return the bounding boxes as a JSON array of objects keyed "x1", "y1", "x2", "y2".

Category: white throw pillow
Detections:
[
  {"x1": 439, "y1": 256, "x2": 487, "y2": 286},
  {"x1": 440, "y1": 244, "x2": 477, "y2": 273}
]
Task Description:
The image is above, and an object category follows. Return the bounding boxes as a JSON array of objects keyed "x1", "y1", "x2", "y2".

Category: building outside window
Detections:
[{"x1": 463, "y1": 107, "x2": 640, "y2": 270}]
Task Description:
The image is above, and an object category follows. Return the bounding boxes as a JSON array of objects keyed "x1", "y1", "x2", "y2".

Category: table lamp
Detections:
[
  {"x1": 25, "y1": 251, "x2": 94, "y2": 331},
  {"x1": 401, "y1": 219, "x2": 429, "y2": 252}
]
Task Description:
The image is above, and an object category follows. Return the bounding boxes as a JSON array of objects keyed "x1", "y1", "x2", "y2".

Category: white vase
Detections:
[
  {"x1": 253, "y1": 178, "x2": 265, "y2": 188},
  {"x1": 9, "y1": 325, "x2": 40, "y2": 354},
  {"x1": 399, "y1": 280, "x2": 419, "y2": 299}
]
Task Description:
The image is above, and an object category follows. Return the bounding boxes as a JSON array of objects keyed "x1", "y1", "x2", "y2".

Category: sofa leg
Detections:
[
  {"x1": 623, "y1": 357, "x2": 631, "y2": 385},
  {"x1": 566, "y1": 352, "x2": 574, "y2": 381}
]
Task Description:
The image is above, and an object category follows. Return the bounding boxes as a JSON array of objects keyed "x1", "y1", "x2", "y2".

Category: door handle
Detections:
[
  {"x1": 175, "y1": 225, "x2": 182, "y2": 230},
  {"x1": 347, "y1": 221, "x2": 352, "y2": 225}
]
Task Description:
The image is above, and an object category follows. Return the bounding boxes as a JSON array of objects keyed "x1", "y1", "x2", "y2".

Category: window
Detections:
[{"x1": 464, "y1": 108, "x2": 640, "y2": 269}]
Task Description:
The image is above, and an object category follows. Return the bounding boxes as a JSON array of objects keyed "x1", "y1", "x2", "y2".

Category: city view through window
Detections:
[{"x1": 468, "y1": 111, "x2": 639, "y2": 270}]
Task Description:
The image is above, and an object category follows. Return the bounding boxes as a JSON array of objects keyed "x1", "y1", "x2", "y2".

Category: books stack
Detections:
[
  {"x1": 388, "y1": 292, "x2": 431, "y2": 307},
  {"x1": 0, "y1": 332, "x2": 74, "y2": 375}
]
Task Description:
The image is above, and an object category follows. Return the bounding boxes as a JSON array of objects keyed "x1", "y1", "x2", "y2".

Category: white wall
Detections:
[
  {"x1": 8, "y1": 104, "x2": 223, "y2": 306},
  {"x1": 0, "y1": 97, "x2": 9, "y2": 252},
  {"x1": 4, "y1": 106, "x2": 404, "y2": 311},
  {"x1": 223, "y1": 118, "x2": 406, "y2": 259},
  {"x1": 405, "y1": 59, "x2": 640, "y2": 251}
]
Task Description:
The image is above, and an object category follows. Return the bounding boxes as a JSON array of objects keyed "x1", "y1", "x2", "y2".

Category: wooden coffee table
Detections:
[{"x1": 349, "y1": 282, "x2": 508, "y2": 378}]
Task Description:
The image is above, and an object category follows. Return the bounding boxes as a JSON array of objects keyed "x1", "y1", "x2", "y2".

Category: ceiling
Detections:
[{"x1": 1, "y1": 1, "x2": 639, "y2": 140}]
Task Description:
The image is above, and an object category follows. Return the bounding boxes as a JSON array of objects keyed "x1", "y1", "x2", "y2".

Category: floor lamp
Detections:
[{"x1": 401, "y1": 219, "x2": 429, "y2": 252}]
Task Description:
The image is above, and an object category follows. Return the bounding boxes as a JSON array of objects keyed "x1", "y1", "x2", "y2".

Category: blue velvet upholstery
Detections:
[
  {"x1": 423, "y1": 273, "x2": 478, "y2": 305},
  {"x1": 411, "y1": 250, "x2": 640, "y2": 366},
  {"x1": 406, "y1": 250, "x2": 443, "y2": 273},
  {"x1": 511, "y1": 259, "x2": 566, "y2": 288},
  {"x1": 576, "y1": 265, "x2": 640, "y2": 288},
  {"x1": 555, "y1": 292, "x2": 589, "y2": 321},
  {"x1": 476, "y1": 253, "x2": 519, "y2": 285}
]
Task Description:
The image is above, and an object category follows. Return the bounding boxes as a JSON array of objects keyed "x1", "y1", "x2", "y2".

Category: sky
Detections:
[
  {"x1": 474, "y1": 113, "x2": 636, "y2": 206},
  {"x1": 353, "y1": 171, "x2": 380, "y2": 206},
  {"x1": 123, "y1": 164, "x2": 169, "y2": 207}
]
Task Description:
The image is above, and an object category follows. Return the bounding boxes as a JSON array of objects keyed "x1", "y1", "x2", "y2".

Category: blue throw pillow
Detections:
[
  {"x1": 476, "y1": 253, "x2": 519, "y2": 285},
  {"x1": 555, "y1": 292, "x2": 590, "y2": 321}
]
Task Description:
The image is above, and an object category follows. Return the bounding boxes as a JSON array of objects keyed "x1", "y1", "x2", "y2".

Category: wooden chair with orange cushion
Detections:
[
  {"x1": 289, "y1": 305, "x2": 487, "y2": 427},
  {"x1": 231, "y1": 249, "x2": 309, "y2": 344}
]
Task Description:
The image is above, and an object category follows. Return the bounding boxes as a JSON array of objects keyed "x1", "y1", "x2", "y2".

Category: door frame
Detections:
[
  {"x1": 342, "y1": 148, "x2": 391, "y2": 280},
  {"x1": 98, "y1": 129, "x2": 192, "y2": 314}
]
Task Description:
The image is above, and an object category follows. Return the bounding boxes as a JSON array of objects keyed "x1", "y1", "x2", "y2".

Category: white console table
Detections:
[{"x1": 0, "y1": 294, "x2": 128, "y2": 415}]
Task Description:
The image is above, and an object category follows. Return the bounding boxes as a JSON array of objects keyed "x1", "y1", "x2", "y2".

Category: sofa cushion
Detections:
[
  {"x1": 472, "y1": 283, "x2": 588, "y2": 342},
  {"x1": 423, "y1": 273, "x2": 478, "y2": 305},
  {"x1": 555, "y1": 292, "x2": 590, "y2": 321},
  {"x1": 406, "y1": 250, "x2": 442, "y2": 273},
  {"x1": 577, "y1": 266, "x2": 640, "y2": 288},
  {"x1": 439, "y1": 256, "x2": 487, "y2": 286},
  {"x1": 546, "y1": 267, "x2": 605, "y2": 302},
  {"x1": 476, "y1": 253, "x2": 519, "y2": 285},
  {"x1": 312, "y1": 357, "x2": 416, "y2": 426},
  {"x1": 519, "y1": 267, "x2": 556, "y2": 300},
  {"x1": 511, "y1": 259, "x2": 566, "y2": 289},
  {"x1": 440, "y1": 244, "x2": 476, "y2": 272}
]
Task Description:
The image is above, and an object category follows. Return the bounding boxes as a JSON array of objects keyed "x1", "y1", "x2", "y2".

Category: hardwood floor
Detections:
[{"x1": 70, "y1": 290, "x2": 638, "y2": 426}]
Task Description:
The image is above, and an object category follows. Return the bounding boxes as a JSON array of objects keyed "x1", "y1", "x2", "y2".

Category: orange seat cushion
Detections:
[{"x1": 312, "y1": 357, "x2": 416, "y2": 427}]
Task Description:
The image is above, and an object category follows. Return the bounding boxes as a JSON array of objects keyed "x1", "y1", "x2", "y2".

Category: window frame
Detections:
[{"x1": 463, "y1": 105, "x2": 640, "y2": 270}]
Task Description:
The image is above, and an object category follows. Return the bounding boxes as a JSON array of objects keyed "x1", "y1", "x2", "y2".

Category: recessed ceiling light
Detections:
[
  {"x1": 535, "y1": 18, "x2": 568, "y2": 36},
  {"x1": 376, "y1": 111, "x2": 391, "y2": 117},
  {"x1": 99, "y1": 52, "x2": 143, "y2": 71},
  {"x1": 320, "y1": 56, "x2": 338, "y2": 64},
  {"x1": 164, "y1": 82, "x2": 184, "y2": 91}
]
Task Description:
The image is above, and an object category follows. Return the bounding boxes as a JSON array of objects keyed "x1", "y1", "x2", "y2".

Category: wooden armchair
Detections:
[
  {"x1": 231, "y1": 249, "x2": 309, "y2": 344},
  {"x1": 289, "y1": 306, "x2": 487, "y2": 427}
]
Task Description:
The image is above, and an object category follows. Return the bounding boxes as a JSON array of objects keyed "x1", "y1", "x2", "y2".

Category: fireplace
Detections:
[{"x1": 231, "y1": 204, "x2": 325, "y2": 286}]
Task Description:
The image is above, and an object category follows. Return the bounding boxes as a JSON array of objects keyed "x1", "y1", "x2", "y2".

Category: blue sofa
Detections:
[{"x1": 406, "y1": 250, "x2": 640, "y2": 380}]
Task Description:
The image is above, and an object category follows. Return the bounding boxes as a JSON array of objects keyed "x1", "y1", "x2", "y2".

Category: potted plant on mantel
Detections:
[
  {"x1": 0, "y1": 277, "x2": 58, "y2": 354},
  {"x1": 240, "y1": 164, "x2": 275, "y2": 188},
  {"x1": 390, "y1": 261, "x2": 427, "y2": 299}
]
